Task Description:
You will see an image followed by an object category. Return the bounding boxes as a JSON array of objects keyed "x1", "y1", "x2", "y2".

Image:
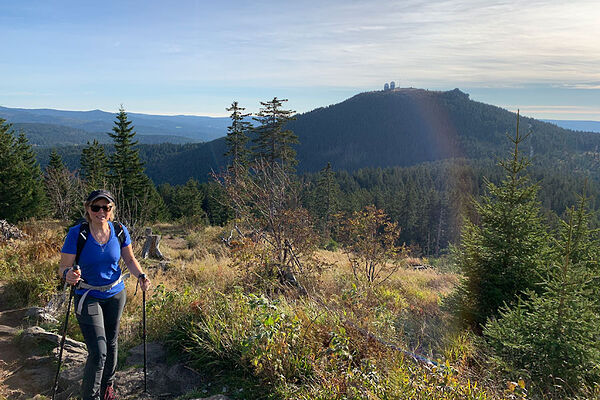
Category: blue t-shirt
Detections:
[{"x1": 61, "y1": 221, "x2": 132, "y2": 299}]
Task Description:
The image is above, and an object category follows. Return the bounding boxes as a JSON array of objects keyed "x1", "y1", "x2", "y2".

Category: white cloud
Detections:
[{"x1": 195, "y1": 0, "x2": 600, "y2": 88}]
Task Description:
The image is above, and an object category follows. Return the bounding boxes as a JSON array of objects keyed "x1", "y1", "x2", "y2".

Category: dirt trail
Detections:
[
  {"x1": 0, "y1": 282, "x2": 230, "y2": 400},
  {"x1": 0, "y1": 282, "x2": 34, "y2": 399}
]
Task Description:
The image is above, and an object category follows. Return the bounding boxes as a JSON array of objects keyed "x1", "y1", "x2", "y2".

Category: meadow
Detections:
[{"x1": 0, "y1": 220, "x2": 536, "y2": 400}]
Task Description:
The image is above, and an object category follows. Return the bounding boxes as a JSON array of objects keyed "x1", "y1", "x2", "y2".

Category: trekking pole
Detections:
[
  {"x1": 140, "y1": 273, "x2": 147, "y2": 393},
  {"x1": 52, "y1": 265, "x2": 79, "y2": 400}
]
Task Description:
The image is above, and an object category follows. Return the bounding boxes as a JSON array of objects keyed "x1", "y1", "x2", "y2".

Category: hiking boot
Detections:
[{"x1": 103, "y1": 384, "x2": 118, "y2": 400}]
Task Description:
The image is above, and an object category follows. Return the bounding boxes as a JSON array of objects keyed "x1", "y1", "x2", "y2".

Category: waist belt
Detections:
[{"x1": 75, "y1": 273, "x2": 130, "y2": 315}]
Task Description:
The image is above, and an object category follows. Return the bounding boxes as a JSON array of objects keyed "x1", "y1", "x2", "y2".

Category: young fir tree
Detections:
[
  {"x1": 252, "y1": 97, "x2": 298, "y2": 171},
  {"x1": 201, "y1": 182, "x2": 233, "y2": 226},
  {"x1": 171, "y1": 178, "x2": 207, "y2": 224},
  {"x1": 0, "y1": 119, "x2": 46, "y2": 222},
  {"x1": 48, "y1": 149, "x2": 65, "y2": 171},
  {"x1": 484, "y1": 193, "x2": 600, "y2": 396},
  {"x1": 224, "y1": 101, "x2": 252, "y2": 181},
  {"x1": 455, "y1": 113, "x2": 550, "y2": 328},
  {"x1": 80, "y1": 139, "x2": 108, "y2": 190}
]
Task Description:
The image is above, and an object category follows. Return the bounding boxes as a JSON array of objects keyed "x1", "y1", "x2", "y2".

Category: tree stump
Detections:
[{"x1": 141, "y1": 227, "x2": 164, "y2": 260}]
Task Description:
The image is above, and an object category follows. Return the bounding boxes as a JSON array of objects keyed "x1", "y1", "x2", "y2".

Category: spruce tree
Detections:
[
  {"x1": 252, "y1": 97, "x2": 298, "y2": 171},
  {"x1": 171, "y1": 178, "x2": 207, "y2": 224},
  {"x1": 107, "y1": 107, "x2": 162, "y2": 226},
  {"x1": 456, "y1": 113, "x2": 550, "y2": 327},
  {"x1": 80, "y1": 139, "x2": 108, "y2": 190},
  {"x1": 314, "y1": 162, "x2": 341, "y2": 237},
  {"x1": 108, "y1": 107, "x2": 146, "y2": 197},
  {"x1": 48, "y1": 149, "x2": 64, "y2": 171},
  {"x1": 0, "y1": 120, "x2": 46, "y2": 222},
  {"x1": 224, "y1": 101, "x2": 252, "y2": 180},
  {"x1": 484, "y1": 194, "x2": 600, "y2": 396}
]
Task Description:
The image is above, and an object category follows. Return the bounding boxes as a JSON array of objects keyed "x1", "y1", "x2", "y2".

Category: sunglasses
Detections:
[{"x1": 90, "y1": 205, "x2": 113, "y2": 212}]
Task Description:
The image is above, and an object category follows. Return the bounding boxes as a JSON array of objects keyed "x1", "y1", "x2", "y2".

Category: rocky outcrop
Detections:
[
  {"x1": 1, "y1": 321, "x2": 229, "y2": 399},
  {"x1": 0, "y1": 220, "x2": 26, "y2": 241}
]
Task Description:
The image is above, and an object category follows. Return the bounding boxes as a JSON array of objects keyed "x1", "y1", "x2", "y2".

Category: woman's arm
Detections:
[
  {"x1": 121, "y1": 244, "x2": 151, "y2": 291},
  {"x1": 59, "y1": 253, "x2": 80, "y2": 285}
]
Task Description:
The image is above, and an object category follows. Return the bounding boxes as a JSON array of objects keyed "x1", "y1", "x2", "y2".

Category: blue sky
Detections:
[{"x1": 2, "y1": 0, "x2": 600, "y2": 119}]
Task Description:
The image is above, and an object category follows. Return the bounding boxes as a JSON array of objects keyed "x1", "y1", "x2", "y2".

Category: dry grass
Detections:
[{"x1": 3, "y1": 221, "x2": 511, "y2": 400}]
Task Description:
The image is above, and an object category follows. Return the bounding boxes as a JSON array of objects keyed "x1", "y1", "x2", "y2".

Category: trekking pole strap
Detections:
[{"x1": 75, "y1": 273, "x2": 130, "y2": 315}]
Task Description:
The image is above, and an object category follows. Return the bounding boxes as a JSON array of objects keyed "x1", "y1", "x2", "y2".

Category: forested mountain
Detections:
[
  {"x1": 291, "y1": 88, "x2": 600, "y2": 171},
  {"x1": 14, "y1": 88, "x2": 600, "y2": 254},
  {"x1": 0, "y1": 106, "x2": 230, "y2": 142},
  {"x1": 12, "y1": 123, "x2": 194, "y2": 146},
  {"x1": 30, "y1": 88, "x2": 600, "y2": 184}
]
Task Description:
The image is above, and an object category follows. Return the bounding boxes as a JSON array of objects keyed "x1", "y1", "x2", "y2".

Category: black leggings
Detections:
[{"x1": 75, "y1": 290, "x2": 126, "y2": 400}]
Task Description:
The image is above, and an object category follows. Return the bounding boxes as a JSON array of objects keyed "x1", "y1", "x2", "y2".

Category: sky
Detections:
[{"x1": 2, "y1": 0, "x2": 600, "y2": 120}]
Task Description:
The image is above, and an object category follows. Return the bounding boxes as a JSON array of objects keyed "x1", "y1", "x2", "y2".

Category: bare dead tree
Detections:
[
  {"x1": 214, "y1": 159, "x2": 320, "y2": 292},
  {"x1": 44, "y1": 168, "x2": 85, "y2": 221}
]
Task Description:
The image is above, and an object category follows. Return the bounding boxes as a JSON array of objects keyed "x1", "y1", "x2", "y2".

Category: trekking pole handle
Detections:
[
  {"x1": 71, "y1": 265, "x2": 80, "y2": 285},
  {"x1": 63, "y1": 265, "x2": 81, "y2": 289}
]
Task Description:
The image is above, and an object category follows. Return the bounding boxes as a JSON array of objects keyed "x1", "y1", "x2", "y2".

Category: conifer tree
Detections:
[
  {"x1": 48, "y1": 149, "x2": 64, "y2": 171},
  {"x1": 171, "y1": 178, "x2": 207, "y2": 225},
  {"x1": 80, "y1": 139, "x2": 108, "y2": 190},
  {"x1": 0, "y1": 120, "x2": 46, "y2": 222},
  {"x1": 484, "y1": 193, "x2": 600, "y2": 396},
  {"x1": 107, "y1": 107, "x2": 163, "y2": 227},
  {"x1": 252, "y1": 97, "x2": 298, "y2": 171},
  {"x1": 224, "y1": 101, "x2": 252, "y2": 180},
  {"x1": 108, "y1": 107, "x2": 146, "y2": 197},
  {"x1": 456, "y1": 113, "x2": 550, "y2": 328},
  {"x1": 314, "y1": 162, "x2": 340, "y2": 237}
]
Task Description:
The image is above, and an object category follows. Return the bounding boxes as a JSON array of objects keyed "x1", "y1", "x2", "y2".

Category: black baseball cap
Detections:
[{"x1": 86, "y1": 189, "x2": 115, "y2": 204}]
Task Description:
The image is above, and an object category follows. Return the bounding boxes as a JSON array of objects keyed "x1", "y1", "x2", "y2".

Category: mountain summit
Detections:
[{"x1": 290, "y1": 87, "x2": 593, "y2": 172}]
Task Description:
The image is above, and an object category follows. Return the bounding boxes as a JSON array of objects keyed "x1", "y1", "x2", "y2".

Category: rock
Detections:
[
  {"x1": 0, "y1": 324, "x2": 18, "y2": 336},
  {"x1": 3, "y1": 327, "x2": 217, "y2": 400},
  {"x1": 25, "y1": 307, "x2": 59, "y2": 324},
  {"x1": 116, "y1": 342, "x2": 205, "y2": 399},
  {"x1": 21, "y1": 326, "x2": 87, "y2": 356},
  {"x1": 126, "y1": 342, "x2": 167, "y2": 366},
  {"x1": 0, "y1": 219, "x2": 26, "y2": 240},
  {"x1": 8, "y1": 355, "x2": 55, "y2": 390},
  {"x1": 3, "y1": 326, "x2": 88, "y2": 399}
]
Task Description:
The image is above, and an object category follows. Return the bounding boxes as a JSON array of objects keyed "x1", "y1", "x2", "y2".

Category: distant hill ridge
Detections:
[
  {"x1": 0, "y1": 106, "x2": 230, "y2": 143},
  {"x1": 542, "y1": 119, "x2": 600, "y2": 133},
  {"x1": 26, "y1": 88, "x2": 600, "y2": 184}
]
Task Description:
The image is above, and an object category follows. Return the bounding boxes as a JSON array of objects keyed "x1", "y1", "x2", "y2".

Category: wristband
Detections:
[{"x1": 139, "y1": 273, "x2": 146, "y2": 280}]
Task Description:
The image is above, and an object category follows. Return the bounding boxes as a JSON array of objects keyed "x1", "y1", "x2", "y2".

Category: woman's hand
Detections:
[
  {"x1": 138, "y1": 274, "x2": 151, "y2": 292},
  {"x1": 65, "y1": 267, "x2": 81, "y2": 286}
]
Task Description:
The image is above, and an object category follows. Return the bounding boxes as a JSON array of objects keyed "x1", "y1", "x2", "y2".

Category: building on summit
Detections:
[{"x1": 383, "y1": 81, "x2": 397, "y2": 91}]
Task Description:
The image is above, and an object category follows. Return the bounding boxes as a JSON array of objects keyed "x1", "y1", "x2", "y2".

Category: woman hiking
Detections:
[{"x1": 59, "y1": 189, "x2": 150, "y2": 400}]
